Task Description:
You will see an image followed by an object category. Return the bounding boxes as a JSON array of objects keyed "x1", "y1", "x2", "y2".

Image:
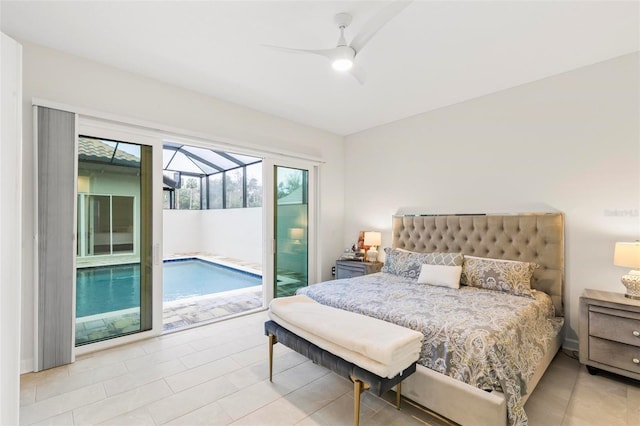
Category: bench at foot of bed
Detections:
[{"x1": 264, "y1": 320, "x2": 417, "y2": 426}]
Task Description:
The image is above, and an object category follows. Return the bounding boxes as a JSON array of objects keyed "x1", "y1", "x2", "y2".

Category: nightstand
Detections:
[
  {"x1": 579, "y1": 289, "x2": 640, "y2": 380},
  {"x1": 335, "y1": 260, "x2": 382, "y2": 279}
]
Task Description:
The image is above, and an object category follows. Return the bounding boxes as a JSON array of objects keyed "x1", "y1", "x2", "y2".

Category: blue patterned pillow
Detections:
[
  {"x1": 424, "y1": 252, "x2": 464, "y2": 267},
  {"x1": 381, "y1": 248, "x2": 430, "y2": 280}
]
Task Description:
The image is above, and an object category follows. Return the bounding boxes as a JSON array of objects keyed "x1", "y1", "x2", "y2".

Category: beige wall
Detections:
[
  {"x1": 20, "y1": 41, "x2": 345, "y2": 372},
  {"x1": 344, "y1": 52, "x2": 640, "y2": 349}
]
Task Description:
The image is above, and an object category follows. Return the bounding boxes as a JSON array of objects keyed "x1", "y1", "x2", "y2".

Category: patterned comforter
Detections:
[{"x1": 296, "y1": 272, "x2": 563, "y2": 426}]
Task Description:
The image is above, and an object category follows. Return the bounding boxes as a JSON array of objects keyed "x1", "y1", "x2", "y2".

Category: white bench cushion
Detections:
[{"x1": 269, "y1": 295, "x2": 423, "y2": 378}]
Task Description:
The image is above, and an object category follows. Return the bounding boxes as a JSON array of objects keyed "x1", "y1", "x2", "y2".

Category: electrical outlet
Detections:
[{"x1": 331, "y1": 266, "x2": 336, "y2": 276}]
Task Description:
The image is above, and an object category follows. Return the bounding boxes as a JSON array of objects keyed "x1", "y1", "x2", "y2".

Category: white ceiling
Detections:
[{"x1": 2, "y1": 1, "x2": 638, "y2": 135}]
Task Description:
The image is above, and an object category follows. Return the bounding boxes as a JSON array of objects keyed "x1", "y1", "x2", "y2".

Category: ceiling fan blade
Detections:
[
  {"x1": 261, "y1": 44, "x2": 337, "y2": 61},
  {"x1": 349, "y1": 1, "x2": 412, "y2": 54},
  {"x1": 348, "y1": 63, "x2": 366, "y2": 85}
]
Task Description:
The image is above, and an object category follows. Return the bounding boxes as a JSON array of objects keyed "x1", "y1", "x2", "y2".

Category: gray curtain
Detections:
[{"x1": 36, "y1": 106, "x2": 76, "y2": 370}]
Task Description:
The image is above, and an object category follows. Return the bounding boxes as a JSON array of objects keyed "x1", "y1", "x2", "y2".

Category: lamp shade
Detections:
[
  {"x1": 289, "y1": 228, "x2": 304, "y2": 240},
  {"x1": 614, "y1": 242, "x2": 640, "y2": 269},
  {"x1": 364, "y1": 231, "x2": 382, "y2": 247}
]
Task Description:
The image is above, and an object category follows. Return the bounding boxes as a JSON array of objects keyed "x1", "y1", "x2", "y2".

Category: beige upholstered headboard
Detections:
[{"x1": 391, "y1": 213, "x2": 565, "y2": 316}]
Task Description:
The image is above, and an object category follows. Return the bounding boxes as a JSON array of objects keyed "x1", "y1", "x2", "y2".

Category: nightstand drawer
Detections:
[
  {"x1": 336, "y1": 267, "x2": 363, "y2": 279},
  {"x1": 589, "y1": 307, "x2": 640, "y2": 347},
  {"x1": 335, "y1": 260, "x2": 382, "y2": 280},
  {"x1": 589, "y1": 336, "x2": 640, "y2": 374}
]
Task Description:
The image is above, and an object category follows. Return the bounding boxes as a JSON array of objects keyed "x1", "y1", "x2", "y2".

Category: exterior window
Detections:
[
  {"x1": 162, "y1": 189, "x2": 174, "y2": 209},
  {"x1": 246, "y1": 163, "x2": 262, "y2": 208},
  {"x1": 176, "y1": 176, "x2": 201, "y2": 210},
  {"x1": 208, "y1": 173, "x2": 223, "y2": 209},
  {"x1": 225, "y1": 168, "x2": 244, "y2": 209},
  {"x1": 161, "y1": 142, "x2": 263, "y2": 211}
]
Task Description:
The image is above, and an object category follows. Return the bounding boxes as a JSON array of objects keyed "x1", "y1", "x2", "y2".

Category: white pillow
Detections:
[{"x1": 417, "y1": 264, "x2": 462, "y2": 289}]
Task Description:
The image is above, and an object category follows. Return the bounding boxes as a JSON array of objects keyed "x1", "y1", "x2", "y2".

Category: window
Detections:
[
  {"x1": 176, "y1": 176, "x2": 201, "y2": 210},
  {"x1": 162, "y1": 142, "x2": 263, "y2": 210},
  {"x1": 246, "y1": 162, "x2": 262, "y2": 208},
  {"x1": 225, "y1": 168, "x2": 244, "y2": 209},
  {"x1": 208, "y1": 173, "x2": 223, "y2": 209},
  {"x1": 163, "y1": 189, "x2": 174, "y2": 209},
  {"x1": 77, "y1": 194, "x2": 135, "y2": 256}
]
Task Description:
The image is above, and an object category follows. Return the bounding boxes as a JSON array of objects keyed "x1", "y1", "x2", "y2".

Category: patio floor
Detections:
[{"x1": 163, "y1": 285, "x2": 263, "y2": 332}]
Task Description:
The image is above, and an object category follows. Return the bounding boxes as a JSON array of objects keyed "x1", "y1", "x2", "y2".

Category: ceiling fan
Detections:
[{"x1": 263, "y1": 1, "x2": 411, "y2": 84}]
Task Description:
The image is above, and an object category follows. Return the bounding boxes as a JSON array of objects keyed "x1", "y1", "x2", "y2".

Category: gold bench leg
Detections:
[
  {"x1": 268, "y1": 334, "x2": 276, "y2": 382},
  {"x1": 396, "y1": 382, "x2": 402, "y2": 410},
  {"x1": 354, "y1": 379, "x2": 362, "y2": 426},
  {"x1": 351, "y1": 377, "x2": 370, "y2": 426}
]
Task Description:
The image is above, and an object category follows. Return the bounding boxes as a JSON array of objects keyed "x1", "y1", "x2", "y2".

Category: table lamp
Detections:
[
  {"x1": 614, "y1": 242, "x2": 640, "y2": 299},
  {"x1": 289, "y1": 228, "x2": 304, "y2": 244},
  {"x1": 364, "y1": 231, "x2": 382, "y2": 262}
]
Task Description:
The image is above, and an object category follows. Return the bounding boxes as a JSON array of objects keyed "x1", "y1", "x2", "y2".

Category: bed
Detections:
[{"x1": 297, "y1": 213, "x2": 564, "y2": 426}]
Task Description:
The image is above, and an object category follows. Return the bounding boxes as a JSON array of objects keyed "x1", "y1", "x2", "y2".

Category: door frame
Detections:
[
  {"x1": 73, "y1": 117, "x2": 164, "y2": 356},
  {"x1": 262, "y1": 158, "x2": 319, "y2": 305}
]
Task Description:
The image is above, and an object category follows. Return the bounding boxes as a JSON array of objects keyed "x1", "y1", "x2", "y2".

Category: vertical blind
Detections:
[{"x1": 36, "y1": 106, "x2": 76, "y2": 370}]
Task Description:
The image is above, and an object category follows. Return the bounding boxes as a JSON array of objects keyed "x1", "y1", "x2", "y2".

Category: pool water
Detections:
[
  {"x1": 76, "y1": 264, "x2": 141, "y2": 318},
  {"x1": 76, "y1": 258, "x2": 261, "y2": 317},
  {"x1": 163, "y1": 259, "x2": 261, "y2": 301}
]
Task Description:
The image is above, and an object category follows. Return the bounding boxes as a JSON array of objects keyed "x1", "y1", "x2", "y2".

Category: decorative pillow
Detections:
[
  {"x1": 424, "y1": 252, "x2": 464, "y2": 267},
  {"x1": 417, "y1": 264, "x2": 462, "y2": 289},
  {"x1": 381, "y1": 248, "x2": 429, "y2": 280},
  {"x1": 460, "y1": 256, "x2": 538, "y2": 297}
]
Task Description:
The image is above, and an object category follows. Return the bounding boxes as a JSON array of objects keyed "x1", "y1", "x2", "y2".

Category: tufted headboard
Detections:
[{"x1": 391, "y1": 213, "x2": 565, "y2": 316}]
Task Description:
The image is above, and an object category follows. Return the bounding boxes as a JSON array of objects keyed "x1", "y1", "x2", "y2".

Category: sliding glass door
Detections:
[
  {"x1": 77, "y1": 194, "x2": 135, "y2": 256},
  {"x1": 273, "y1": 165, "x2": 311, "y2": 298},
  {"x1": 75, "y1": 130, "x2": 158, "y2": 347}
]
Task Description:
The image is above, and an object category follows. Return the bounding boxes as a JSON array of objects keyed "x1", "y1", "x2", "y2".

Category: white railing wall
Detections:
[{"x1": 163, "y1": 207, "x2": 262, "y2": 265}]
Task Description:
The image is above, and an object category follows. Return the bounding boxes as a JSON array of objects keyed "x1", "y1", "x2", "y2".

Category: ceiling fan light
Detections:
[
  {"x1": 331, "y1": 45, "x2": 355, "y2": 72},
  {"x1": 332, "y1": 58, "x2": 353, "y2": 72}
]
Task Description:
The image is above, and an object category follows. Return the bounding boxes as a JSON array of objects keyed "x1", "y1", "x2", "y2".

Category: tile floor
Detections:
[{"x1": 21, "y1": 310, "x2": 640, "y2": 426}]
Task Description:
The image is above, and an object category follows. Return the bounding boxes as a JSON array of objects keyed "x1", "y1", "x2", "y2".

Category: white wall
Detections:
[
  {"x1": 1, "y1": 33, "x2": 22, "y2": 425},
  {"x1": 19, "y1": 41, "x2": 345, "y2": 372},
  {"x1": 162, "y1": 210, "x2": 203, "y2": 257},
  {"x1": 163, "y1": 208, "x2": 262, "y2": 265},
  {"x1": 200, "y1": 208, "x2": 262, "y2": 264},
  {"x1": 344, "y1": 52, "x2": 640, "y2": 349}
]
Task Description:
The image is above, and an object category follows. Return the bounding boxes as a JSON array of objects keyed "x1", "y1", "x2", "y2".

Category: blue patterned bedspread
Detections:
[{"x1": 297, "y1": 272, "x2": 563, "y2": 426}]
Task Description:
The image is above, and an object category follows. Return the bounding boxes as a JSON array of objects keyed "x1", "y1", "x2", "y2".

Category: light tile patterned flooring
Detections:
[{"x1": 21, "y1": 310, "x2": 640, "y2": 426}]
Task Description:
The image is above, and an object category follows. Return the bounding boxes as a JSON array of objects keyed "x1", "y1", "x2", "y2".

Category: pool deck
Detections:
[
  {"x1": 162, "y1": 253, "x2": 264, "y2": 331},
  {"x1": 75, "y1": 253, "x2": 265, "y2": 344}
]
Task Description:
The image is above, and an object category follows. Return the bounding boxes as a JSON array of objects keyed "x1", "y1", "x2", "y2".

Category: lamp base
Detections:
[
  {"x1": 366, "y1": 247, "x2": 379, "y2": 263},
  {"x1": 621, "y1": 270, "x2": 640, "y2": 300}
]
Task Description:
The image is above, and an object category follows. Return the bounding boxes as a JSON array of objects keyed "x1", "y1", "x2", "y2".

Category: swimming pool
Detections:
[
  {"x1": 76, "y1": 258, "x2": 261, "y2": 317},
  {"x1": 163, "y1": 258, "x2": 261, "y2": 301}
]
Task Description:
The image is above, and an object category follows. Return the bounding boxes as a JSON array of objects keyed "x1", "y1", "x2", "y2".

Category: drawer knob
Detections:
[
  {"x1": 633, "y1": 330, "x2": 640, "y2": 337},
  {"x1": 634, "y1": 358, "x2": 640, "y2": 365}
]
